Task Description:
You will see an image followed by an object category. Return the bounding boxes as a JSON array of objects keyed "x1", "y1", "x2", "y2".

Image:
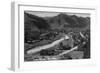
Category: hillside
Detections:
[
  {"x1": 24, "y1": 12, "x2": 90, "y2": 61},
  {"x1": 24, "y1": 12, "x2": 90, "y2": 42}
]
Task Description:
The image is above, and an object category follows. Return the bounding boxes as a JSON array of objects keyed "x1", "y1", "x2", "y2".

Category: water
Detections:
[{"x1": 27, "y1": 35, "x2": 69, "y2": 54}]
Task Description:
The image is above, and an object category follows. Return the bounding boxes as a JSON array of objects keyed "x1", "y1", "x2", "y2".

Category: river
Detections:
[{"x1": 27, "y1": 35, "x2": 70, "y2": 54}]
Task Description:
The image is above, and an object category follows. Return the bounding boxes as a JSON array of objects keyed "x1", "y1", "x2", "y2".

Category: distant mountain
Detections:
[
  {"x1": 25, "y1": 12, "x2": 50, "y2": 30},
  {"x1": 24, "y1": 12, "x2": 90, "y2": 42},
  {"x1": 44, "y1": 13, "x2": 90, "y2": 30}
]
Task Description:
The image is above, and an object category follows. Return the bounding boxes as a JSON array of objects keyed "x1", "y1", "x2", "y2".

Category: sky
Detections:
[{"x1": 25, "y1": 11, "x2": 90, "y2": 17}]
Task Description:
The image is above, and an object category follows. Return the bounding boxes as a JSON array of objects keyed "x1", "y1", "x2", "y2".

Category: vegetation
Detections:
[{"x1": 24, "y1": 12, "x2": 90, "y2": 61}]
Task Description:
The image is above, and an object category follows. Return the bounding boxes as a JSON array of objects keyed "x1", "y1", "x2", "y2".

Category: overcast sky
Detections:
[{"x1": 25, "y1": 11, "x2": 90, "y2": 17}]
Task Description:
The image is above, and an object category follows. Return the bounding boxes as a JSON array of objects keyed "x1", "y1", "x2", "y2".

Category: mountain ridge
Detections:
[{"x1": 24, "y1": 12, "x2": 90, "y2": 42}]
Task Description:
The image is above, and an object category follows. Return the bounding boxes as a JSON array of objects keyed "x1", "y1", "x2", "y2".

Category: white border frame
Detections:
[{"x1": 11, "y1": 2, "x2": 97, "y2": 71}]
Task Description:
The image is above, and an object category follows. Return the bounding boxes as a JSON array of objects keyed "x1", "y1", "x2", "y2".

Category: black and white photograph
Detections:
[{"x1": 24, "y1": 11, "x2": 90, "y2": 61}]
